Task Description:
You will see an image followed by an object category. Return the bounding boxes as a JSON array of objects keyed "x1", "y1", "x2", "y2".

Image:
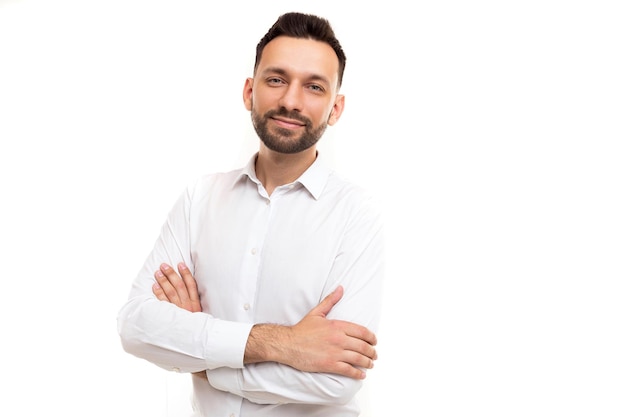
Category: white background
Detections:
[{"x1": 1, "y1": 0, "x2": 625, "y2": 416}]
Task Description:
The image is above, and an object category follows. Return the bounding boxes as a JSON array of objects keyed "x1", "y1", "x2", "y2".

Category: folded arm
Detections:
[
  {"x1": 117, "y1": 187, "x2": 253, "y2": 373},
  {"x1": 153, "y1": 262, "x2": 377, "y2": 381}
]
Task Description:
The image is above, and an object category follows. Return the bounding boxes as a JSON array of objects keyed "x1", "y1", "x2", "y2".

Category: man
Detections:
[{"x1": 117, "y1": 12, "x2": 385, "y2": 416}]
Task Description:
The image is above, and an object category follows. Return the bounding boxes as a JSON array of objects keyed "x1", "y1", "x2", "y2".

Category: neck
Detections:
[{"x1": 255, "y1": 145, "x2": 317, "y2": 196}]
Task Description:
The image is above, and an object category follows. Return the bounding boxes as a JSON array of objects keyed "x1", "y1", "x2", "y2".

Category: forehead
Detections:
[{"x1": 257, "y1": 36, "x2": 339, "y2": 86}]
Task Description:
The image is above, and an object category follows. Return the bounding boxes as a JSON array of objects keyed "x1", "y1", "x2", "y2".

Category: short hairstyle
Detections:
[{"x1": 254, "y1": 12, "x2": 347, "y2": 87}]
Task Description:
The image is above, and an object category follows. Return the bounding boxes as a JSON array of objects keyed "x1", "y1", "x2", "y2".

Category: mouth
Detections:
[{"x1": 271, "y1": 116, "x2": 306, "y2": 130}]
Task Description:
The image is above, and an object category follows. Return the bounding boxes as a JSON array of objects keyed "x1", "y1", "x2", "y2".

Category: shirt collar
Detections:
[{"x1": 233, "y1": 152, "x2": 331, "y2": 200}]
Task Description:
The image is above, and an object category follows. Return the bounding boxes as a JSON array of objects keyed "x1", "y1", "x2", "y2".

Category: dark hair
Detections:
[{"x1": 254, "y1": 12, "x2": 347, "y2": 87}]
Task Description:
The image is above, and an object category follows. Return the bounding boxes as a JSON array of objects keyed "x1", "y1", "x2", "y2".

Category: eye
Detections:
[
  {"x1": 267, "y1": 77, "x2": 285, "y2": 86},
  {"x1": 307, "y1": 84, "x2": 324, "y2": 93}
]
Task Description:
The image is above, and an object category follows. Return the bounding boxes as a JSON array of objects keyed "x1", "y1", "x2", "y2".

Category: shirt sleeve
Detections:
[
  {"x1": 205, "y1": 193, "x2": 386, "y2": 405},
  {"x1": 116, "y1": 184, "x2": 253, "y2": 373}
]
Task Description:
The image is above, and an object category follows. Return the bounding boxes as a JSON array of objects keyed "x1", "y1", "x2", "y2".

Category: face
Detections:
[{"x1": 243, "y1": 36, "x2": 345, "y2": 154}]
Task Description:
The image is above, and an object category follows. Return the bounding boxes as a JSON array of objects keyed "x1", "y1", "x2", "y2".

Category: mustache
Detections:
[{"x1": 265, "y1": 108, "x2": 311, "y2": 127}]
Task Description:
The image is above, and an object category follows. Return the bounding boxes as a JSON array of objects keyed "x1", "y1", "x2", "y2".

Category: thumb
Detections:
[{"x1": 309, "y1": 286, "x2": 344, "y2": 318}]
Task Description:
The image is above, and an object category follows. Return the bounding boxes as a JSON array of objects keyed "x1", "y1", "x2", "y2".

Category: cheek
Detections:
[
  {"x1": 250, "y1": 97, "x2": 266, "y2": 115},
  {"x1": 319, "y1": 105, "x2": 335, "y2": 124},
  {"x1": 251, "y1": 91, "x2": 275, "y2": 113}
]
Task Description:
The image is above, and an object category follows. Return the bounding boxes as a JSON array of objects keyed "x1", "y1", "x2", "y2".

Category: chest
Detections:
[{"x1": 189, "y1": 191, "x2": 349, "y2": 322}]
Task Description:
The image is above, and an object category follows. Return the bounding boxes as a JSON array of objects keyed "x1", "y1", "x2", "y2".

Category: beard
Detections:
[{"x1": 251, "y1": 106, "x2": 328, "y2": 154}]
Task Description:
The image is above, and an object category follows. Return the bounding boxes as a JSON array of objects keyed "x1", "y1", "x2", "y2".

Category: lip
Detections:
[{"x1": 271, "y1": 116, "x2": 306, "y2": 129}]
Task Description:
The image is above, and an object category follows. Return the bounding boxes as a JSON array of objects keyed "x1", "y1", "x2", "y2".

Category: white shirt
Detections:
[{"x1": 117, "y1": 153, "x2": 385, "y2": 416}]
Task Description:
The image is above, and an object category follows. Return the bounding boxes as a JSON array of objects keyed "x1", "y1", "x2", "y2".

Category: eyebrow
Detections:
[{"x1": 261, "y1": 66, "x2": 331, "y2": 87}]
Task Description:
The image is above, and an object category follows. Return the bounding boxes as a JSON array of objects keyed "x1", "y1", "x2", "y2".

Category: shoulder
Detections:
[
  {"x1": 325, "y1": 171, "x2": 376, "y2": 201},
  {"x1": 324, "y1": 171, "x2": 384, "y2": 220},
  {"x1": 184, "y1": 167, "x2": 245, "y2": 198}
]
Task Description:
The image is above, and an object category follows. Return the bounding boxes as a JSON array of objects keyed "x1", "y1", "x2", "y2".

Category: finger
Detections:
[
  {"x1": 337, "y1": 320, "x2": 377, "y2": 347},
  {"x1": 334, "y1": 361, "x2": 367, "y2": 380},
  {"x1": 162, "y1": 263, "x2": 192, "y2": 306},
  {"x1": 177, "y1": 262, "x2": 202, "y2": 312},
  {"x1": 162, "y1": 263, "x2": 202, "y2": 313},
  {"x1": 309, "y1": 286, "x2": 343, "y2": 318},
  {"x1": 155, "y1": 264, "x2": 184, "y2": 306},
  {"x1": 152, "y1": 282, "x2": 168, "y2": 301},
  {"x1": 347, "y1": 337, "x2": 378, "y2": 363},
  {"x1": 330, "y1": 328, "x2": 377, "y2": 364},
  {"x1": 337, "y1": 346, "x2": 377, "y2": 379},
  {"x1": 152, "y1": 269, "x2": 178, "y2": 303}
]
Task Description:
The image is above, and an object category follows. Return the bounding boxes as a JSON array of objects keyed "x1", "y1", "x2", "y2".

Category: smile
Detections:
[{"x1": 271, "y1": 117, "x2": 306, "y2": 129}]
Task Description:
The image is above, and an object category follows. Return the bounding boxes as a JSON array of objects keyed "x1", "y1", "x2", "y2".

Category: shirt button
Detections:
[
  {"x1": 171, "y1": 367, "x2": 180, "y2": 372},
  {"x1": 251, "y1": 247, "x2": 257, "y2": 255},
  {"x1": 243, "y1": 303, "x2": 250, "y2": 311}
]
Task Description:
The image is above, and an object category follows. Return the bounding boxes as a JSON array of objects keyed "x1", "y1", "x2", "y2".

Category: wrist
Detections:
[{"x1": 245, "y1": 323, "x2": 290, "y2": 364}]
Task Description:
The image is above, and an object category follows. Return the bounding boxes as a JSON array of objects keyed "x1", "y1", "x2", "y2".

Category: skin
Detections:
[
  {"x1": 152, "y1": 36, "x2": 376, "y2": 380},
  {"x1": 243, "y1": 36, "x2": 345, "y2": 195}
]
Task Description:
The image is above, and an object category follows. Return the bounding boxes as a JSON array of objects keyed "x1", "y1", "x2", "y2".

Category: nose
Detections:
[{"x1": 277, "y1": 83, "x2": 303, "y2": 112}]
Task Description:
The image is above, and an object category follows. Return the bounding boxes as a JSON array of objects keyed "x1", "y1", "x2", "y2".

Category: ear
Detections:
[
  {"x1": 327, "y1": 94, "x2": 345, "y2": 126},
  {"x1": 243, "y1": 78, "x2": 254, "y2": 111}
]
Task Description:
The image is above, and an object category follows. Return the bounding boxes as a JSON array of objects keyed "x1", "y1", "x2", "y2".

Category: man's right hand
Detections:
[{"x1": 245, "y1": 286, "x2": 378, "y2": 380}]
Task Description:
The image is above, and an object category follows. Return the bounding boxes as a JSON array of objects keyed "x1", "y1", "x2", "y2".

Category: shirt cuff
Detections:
[{"x1": 204, "y1": 319, "x2": 253, "y2": 369}]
